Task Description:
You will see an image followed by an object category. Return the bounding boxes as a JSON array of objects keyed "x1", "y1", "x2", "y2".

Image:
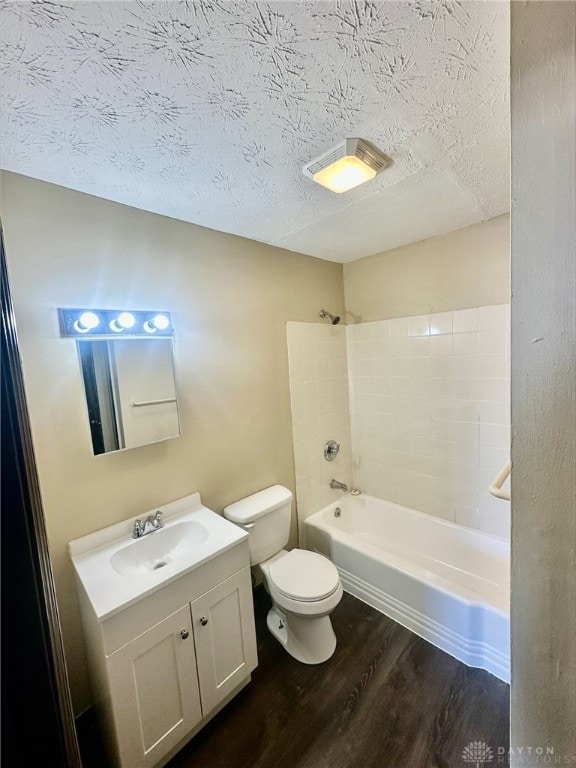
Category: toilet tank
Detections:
[{"x1": 223, "y1": 485, "x2": 293, "y2": 566}]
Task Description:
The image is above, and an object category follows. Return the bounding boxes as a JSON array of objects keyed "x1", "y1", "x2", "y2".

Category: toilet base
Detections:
[{"x1": 266, "y1": 606, "x2": 337, "y2": 664}]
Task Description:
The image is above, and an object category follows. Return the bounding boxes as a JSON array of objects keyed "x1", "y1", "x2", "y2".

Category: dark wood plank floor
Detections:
[{"x1": 79, "y1": 589, "x2": 510, "y2": 768}]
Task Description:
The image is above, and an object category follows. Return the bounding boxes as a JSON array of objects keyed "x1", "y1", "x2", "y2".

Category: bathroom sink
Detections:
[
  {"x1": 110, "y1": 521, "x2": 210, "y2": 575},
  {"x1": 68, "y1": 492, "x2": 249, "y2": 621}
]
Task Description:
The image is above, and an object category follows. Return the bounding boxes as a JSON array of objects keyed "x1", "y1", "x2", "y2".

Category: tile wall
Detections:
[
  {"x1": 286, "y1": 322, "x2": 352, "y2": 538},
  {"x1": 347, "y1": 305, "x2": 510, "y2": 538}
]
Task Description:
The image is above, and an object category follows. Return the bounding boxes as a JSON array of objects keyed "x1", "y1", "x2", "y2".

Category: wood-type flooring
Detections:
[{"x1": 79, "y1": 589, "x2": 510, "y2": 768}]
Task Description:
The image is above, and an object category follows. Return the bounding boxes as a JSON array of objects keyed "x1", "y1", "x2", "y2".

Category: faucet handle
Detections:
[{"x1": 154, "y1": 510, "x2": 164, "y2": 528}]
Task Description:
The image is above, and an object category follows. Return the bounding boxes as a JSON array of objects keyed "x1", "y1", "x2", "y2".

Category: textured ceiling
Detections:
[{"x1": 0, "y1": 0, "x2": 510, "y2": 263}]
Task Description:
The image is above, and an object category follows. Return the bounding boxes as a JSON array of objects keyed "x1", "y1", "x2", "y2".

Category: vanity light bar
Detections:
[{"x1": 58, "y1": 309, "x2": 173, "y2": 338}]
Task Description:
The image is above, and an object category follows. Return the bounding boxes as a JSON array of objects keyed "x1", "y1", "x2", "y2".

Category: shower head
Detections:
[{"x1": 319, "y1": 309, "x2": 341, "y2": 325}]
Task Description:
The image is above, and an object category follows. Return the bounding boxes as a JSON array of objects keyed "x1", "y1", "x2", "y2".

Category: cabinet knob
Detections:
[
  {"x1": 200, "y1": 617, "x2": 208, "y2": 627},
  {"x1": 180, "y1": 629, "x2": 189, "y2": 639}
]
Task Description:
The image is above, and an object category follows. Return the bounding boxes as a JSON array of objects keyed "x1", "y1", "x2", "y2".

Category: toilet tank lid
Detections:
[{"x1": 223, "y1": 485, "x2": 293, "y2": 524}]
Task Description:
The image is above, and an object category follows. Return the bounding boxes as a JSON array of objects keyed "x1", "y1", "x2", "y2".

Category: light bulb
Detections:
[
  {"x1": 144, "y1": 314, "x2": 170, "y2": 333},
  {"x1": 151, "y1": 314, "x2": 170, "y2": 330},
  {"x1": 110, "y1": 312, "x2": 135, "y2": 332},
  {"x1": 74, "y1": 311, "x2": 100, "y2": 333},
  {"x1": 117, "y1": 312, "x2": 135, "y2": 328}
]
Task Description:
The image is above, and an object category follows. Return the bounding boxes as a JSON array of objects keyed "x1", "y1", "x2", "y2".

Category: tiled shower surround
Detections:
[
  {"x1": 287, "y1": 305, "x2": 510, "y2": 540},
  {"x1": 286, "y1": 323, "x2": 353, "y2": 529},
  {"x1": 347, "y1": 305, "x2": 510, "y2": 538}
]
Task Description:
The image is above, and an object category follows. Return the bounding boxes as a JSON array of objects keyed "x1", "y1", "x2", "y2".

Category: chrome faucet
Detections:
[
  {"x1": 133, "y1": 510, "x2": 164, "y2": 539},
  {"x1": 330, "y1": 479, "x2": 348, "y2": 491}
]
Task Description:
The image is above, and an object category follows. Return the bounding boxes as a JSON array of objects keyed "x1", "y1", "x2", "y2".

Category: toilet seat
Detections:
[{"x1": 267, "y1": 549, "x2": 340, "y2": 602}]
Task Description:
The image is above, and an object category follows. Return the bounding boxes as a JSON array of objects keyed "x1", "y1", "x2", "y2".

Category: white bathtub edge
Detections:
[{"x1": 338, "y1": 565, "x2": 510, "y2": 683}]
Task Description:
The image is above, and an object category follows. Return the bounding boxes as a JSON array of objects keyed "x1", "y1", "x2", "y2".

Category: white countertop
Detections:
[{"x1": 69, "y1": 493, "x2": 248, "y2": 622}]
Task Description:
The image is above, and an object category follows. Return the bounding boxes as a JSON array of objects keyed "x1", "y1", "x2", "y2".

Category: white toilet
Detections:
[{"x1": 224, "y1": 485, "x2": 342, "y2": 664}]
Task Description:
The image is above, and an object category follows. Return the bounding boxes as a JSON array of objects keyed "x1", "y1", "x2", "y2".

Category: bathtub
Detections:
[{"x1": 304, "y1": 493, "x2": 510, "y2": 682}]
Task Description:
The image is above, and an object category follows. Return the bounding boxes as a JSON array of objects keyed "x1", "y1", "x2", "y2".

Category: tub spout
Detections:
[{"x1": 330, "y1": 479, "x2": 348, "y2": 491}]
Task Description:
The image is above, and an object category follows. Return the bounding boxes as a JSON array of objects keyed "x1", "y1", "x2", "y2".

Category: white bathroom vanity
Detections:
[{"x1": 69, "y1": 493, "x2": 258, "y2": 768}]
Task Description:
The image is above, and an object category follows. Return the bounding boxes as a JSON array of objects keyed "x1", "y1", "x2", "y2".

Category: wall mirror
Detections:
[
  {"x1": 77, "y1": 338, "x2": 181, "y2": 455},
  {"x1": 59, "y1": 309, "x2": 181, "y2": 455}
]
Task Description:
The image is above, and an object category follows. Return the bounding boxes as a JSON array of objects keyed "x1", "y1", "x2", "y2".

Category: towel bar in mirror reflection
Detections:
[{"x1": 130, "y1": 397, "x2": 178, "y2": 408}]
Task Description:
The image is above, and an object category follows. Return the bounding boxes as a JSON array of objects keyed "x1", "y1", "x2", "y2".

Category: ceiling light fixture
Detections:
[{"x1": 303, "y1": 138, "x2": 390, "y2": 194}]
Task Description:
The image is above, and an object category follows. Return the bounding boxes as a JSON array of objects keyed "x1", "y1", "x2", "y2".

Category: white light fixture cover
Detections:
[{"x1": 303, "y1": 138, "x2": 390, "y2": 193}]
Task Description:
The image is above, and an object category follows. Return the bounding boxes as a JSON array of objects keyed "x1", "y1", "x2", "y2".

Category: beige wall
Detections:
[
  {"x1": 510, "y1": 2, "x2": 576, "y2": 763},
  {"x1": 343, "y1": 214, "x2": 510, "y2": 323},
  {"x1": 0, "y1": 171, "x2": 344, "y2": 714}
]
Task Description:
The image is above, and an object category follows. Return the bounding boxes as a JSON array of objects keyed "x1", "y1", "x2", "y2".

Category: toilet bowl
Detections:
[
  {"x1": 223, "y1": 485, "x2": 343, "y2": 664},
  {"x1": 260, "y1": 549, "x2": 343, "y2": 664}
]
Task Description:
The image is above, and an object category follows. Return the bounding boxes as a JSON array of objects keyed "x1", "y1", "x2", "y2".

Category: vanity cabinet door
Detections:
[
  {"x1": 106, "y1": 605, "x2": 202, "y2": 768},
  {"x1": 191, "y1": 567, "x2": 258, "y2": 715}
]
